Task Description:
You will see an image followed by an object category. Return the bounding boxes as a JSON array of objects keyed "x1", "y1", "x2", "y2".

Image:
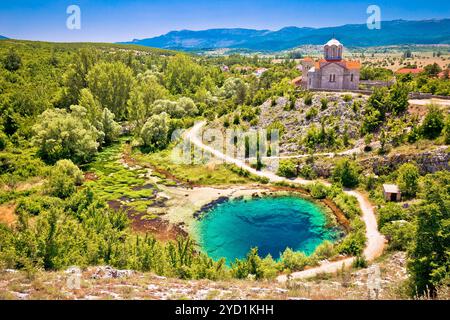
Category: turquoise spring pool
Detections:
[{"x1": 197, "y1": 196, "x2": 339, "y2": 264}]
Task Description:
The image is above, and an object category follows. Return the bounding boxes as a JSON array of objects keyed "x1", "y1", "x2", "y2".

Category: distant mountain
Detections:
[
  {"x1": 122, "y1": 19, "x2": 450, "y2": 51},
  {"x1": 0, "y1": 35, "x2": 8, "y2": 40}
]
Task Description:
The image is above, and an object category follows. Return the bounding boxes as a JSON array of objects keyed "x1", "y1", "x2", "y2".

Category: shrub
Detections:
[
  {"x1": 377, "y1": 202, "x2": 407, "y2": 228},
  {"x1": 44, "y1": 159, "x2": 84, "y2": 199},
  {"x1": 380, "y1": 221, "x2": 415, "y2": 251},
  {"x1": 312, "y1": 240, "x2": 335, "y2": 261},
  {"x1": 320, "y1": 98, "x2": 328, "y2": 110},
  {"x1": 332, "y1": 159, "x2": 360, "y2": 188},
  {"x1": 304, "y1": 94, "x2": 313, "y2": 106},
  {"x1": 305, "y1": 107, "x2": 318, "y2": 120},
  {"x1": 277, "y1": 160, "x2": 297, "y2": 178},
  {"x1": 140, "y1": 112, "x2": 170, "y2": 150},
  {"x1": 3, "y1": 49, "x2": 22, "y2": 71},
  {"x1": 299, "y1": 164, "x2": 317, "y2": 180},
  {"x1": 421, "y1": 104, "x2": 444, "y2": 139},
  {"x1": 15, "y1": 195, "x2": 63, "y2": 216},
  {"x1": 396, "y1": 163, "x2": 420, "y2": 198},
  {"x1": 266, "y1": 121, "x2": 285, "y2": 139},
  {"x1": 310, "y1": 183, "x2": 328, "y2": 199},
  {"x1": 338, "y1": 231, "x2": 366, "y2": 256},
  {"x1": 32, "y1": 107, "x2": 100, "y2": 164},
  {"x1": 352, "y1": 255, "x2": 368, "y2": 268},
  {"x1": 343, "y1": 94, "x2": 352, "y2": 102},
  {"x1": 280, "y1": 248, "x2": 309, "y2": 272}
]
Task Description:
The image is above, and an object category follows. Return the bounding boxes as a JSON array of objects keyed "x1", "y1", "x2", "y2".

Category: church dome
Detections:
[
  {"x1": 325, "y1": 38, "x2": 342, "y2": 47},
  {"x1": 324, "y1": 38, "x2": 343, "y2": 61}
]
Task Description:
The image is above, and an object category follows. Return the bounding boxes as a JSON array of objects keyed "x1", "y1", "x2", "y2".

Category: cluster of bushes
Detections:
[{"x1": 372, "y1": 167, "x2": 449, "y2": 298}]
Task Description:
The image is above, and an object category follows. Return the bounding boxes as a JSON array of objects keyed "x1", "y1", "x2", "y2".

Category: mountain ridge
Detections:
[{"x1": 121, "y1": 19, "x2": 450, "y2": 51}]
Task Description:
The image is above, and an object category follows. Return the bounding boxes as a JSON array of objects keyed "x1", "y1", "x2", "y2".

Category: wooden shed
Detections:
[{"x1": 383, "y1": 184, "x2": 401, "y2": 202}]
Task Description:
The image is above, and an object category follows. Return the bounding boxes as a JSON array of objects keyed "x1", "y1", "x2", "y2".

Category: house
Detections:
[
  {"x1": 383, "y1": 184, "x2": 402, "y2": 202},
  {"x1": 291, "y1": 76, "x2": 302, "y2": 87},
  {"x1": 395, "y1": 68, "x2": 424, "y2": 75},
  {"x1": 254, "y1": 67, "x2": 268, "y2": 77},
  {"x1": 438, "y1": 69, "x2": 449, "y2": 79},
  {"x1": 303, "y1": 39, "x2": 360, "y2": 90}
]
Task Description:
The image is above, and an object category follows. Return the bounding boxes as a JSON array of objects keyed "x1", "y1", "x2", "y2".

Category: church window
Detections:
[{"x1": 351, "y1": 74, "x2": 354, "y2": 82}]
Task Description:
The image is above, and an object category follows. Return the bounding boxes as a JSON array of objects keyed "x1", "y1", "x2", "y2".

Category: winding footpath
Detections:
[{"x1": 185, "y1": 121, "x2": 386, "y2": 282}]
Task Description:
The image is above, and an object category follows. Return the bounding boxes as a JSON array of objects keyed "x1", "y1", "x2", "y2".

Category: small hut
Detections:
[{"x1": 383, "y1": 184, "x2": 401, "y2": 202}]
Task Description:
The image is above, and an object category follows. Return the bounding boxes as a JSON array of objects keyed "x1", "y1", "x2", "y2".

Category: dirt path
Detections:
[{"x1": 186, "y1": 121, "x2": 386, "y2": 281}]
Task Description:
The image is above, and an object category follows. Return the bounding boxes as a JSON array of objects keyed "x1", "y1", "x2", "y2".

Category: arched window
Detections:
[{"x1": 351, "y1": 74, "x2": 354, "y2": 82}]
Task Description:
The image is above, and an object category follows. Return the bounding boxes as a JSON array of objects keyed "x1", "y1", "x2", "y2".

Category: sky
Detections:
[{"x1": 0, "y1": 0, "x2": 449, "y2": 42}]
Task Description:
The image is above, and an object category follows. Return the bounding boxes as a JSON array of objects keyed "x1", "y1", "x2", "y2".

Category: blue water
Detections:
[{"x1": 198, "y1": 196, "x2": 338, "y2": 264}]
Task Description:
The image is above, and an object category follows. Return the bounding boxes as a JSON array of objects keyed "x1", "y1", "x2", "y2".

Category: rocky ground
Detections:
[
  {"x1": 257, "y1": 93, "x2": 368, "y2": 154},
  {"x1": 3, "y1": 252, "x2": 444, "y2": 300}
]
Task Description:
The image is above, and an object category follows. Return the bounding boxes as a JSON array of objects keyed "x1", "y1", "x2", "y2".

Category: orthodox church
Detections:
[{"x1": 302, "y1": 39, "x2": 360, "y2": 90}]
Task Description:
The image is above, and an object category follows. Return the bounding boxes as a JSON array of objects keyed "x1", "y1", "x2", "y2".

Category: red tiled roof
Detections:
[
  {"x1": 345, "y1": 61, "x2": 361, "y2": 70},
  {"x1": 302, "y1": 57, "x2": 313, "y2": 62},
  {"x1": 291, "y1": 76, "x2": 302, "y2": 85},
  {"x1": 438, "y1": 70, "x2": 449, "y2": 78},
  {"x1": 314, "y1": 59, "x2": 360, "y2": 71},
  {"x1": 396, "y1": 68, "x2": 423, "y2": 74}
]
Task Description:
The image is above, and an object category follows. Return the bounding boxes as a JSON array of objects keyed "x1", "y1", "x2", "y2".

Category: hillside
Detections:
[
  {"x1": 0, "y1": 252, "x2": 420, "y2": 300},
  {"x1": 122, "y1": 19, "x2": 450, "y2": 51}
]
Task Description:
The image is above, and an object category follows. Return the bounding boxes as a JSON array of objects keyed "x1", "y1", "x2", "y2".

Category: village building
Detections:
[
  {"x1": 254, "y1": 67, "x2": 268, "y2": 77},
  {"x1": 302, "y1": 39, "x2": 360, "y2": 90},
  {"x1": 396, "y1": 68, "x2": 424, "y2": 75},
  {"x1": 383, "y1": 184, "x2": 402, "y2": 202}
]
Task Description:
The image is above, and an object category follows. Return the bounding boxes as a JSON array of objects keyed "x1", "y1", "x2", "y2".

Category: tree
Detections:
[
  {"x1": 62, "y1": 49, "x2": 99, "y2": 107},
  {"x1": 164, "y1": 54, "x2": 204, "y2": 95},
  {"x1": 87, "y1": 61, "x2": 134, "y2": 120},
  {"x1": 176, "y1": 97, "x2": 198, "y2": 118},
  {"x1": 332, "y1": 159, "x2": 360, "y2": 188},
  {"x1": 221, "y1": 77, "x2": 248, "y2": 105},
  {"x1": 423, "y1": 63, "x2": 442, "y2": 77},
  {"x1": 378, "y1": 202, "x2": 407, "y2": 228},
  {"x1": 421, "y1": 104, "x2": 445, "y2": 139},
  {"x1": 32, "y1": 107, "x2": 100, "y2": 163},
  {"x1": 388, "y1": 84, "x2": 409, "y2": 114},
  {"x1": 44, "y1": 159, "x2": 84, "y2": 198},
  {"x1": 3, "y1": 49, "x2": 22, "y2": 71},
  {"x1": 397, "y1": 163, "x2": 420, "y2": 198},
  {"x1": 99, "y1": 108, "x2": 121, "y2": 144},
  {"x1": 367, "y1": 87, "x2": 389, "y2": 117},
  {"x1": 361, "y1": 106, "x2": 383, "y2": 134},
  {"x1": 408, "y1": 172, "x2": 450, "y2": 298},
  {"x1": 140, "y1": 112, "x2": 170, "y2": 150},
  {"x1": 127, "y1": 75, "x2": 169, "y2": 130},
  {"x1": 78, "y1": 88, "x2": 102, "y2": 124}
]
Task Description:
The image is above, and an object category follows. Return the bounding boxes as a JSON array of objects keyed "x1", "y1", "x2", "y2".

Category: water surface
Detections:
[{"x1": 198, "y1": 196, "x2": 338, "y2": 263}]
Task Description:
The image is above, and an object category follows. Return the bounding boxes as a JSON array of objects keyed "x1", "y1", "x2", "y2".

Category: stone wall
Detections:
[
  {"x1": 302, "y1": 148, "x2": 449, "y2": 179},
  {"x1": 359, "y1": 148, "x2": 449, "y2": 175}
]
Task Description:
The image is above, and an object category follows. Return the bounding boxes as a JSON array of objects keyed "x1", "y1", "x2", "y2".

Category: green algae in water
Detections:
[{"x1": 198, "y1": 196, "x2": 338, "y2": 264}]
